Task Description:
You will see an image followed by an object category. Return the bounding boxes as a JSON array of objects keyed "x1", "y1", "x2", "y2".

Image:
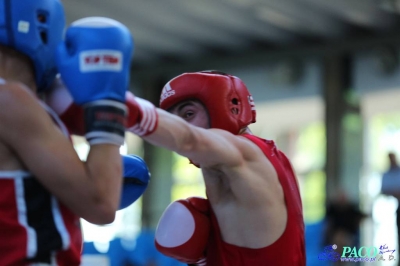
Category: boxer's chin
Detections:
[{"x1": 189, "y1": 158, "x2": 200, "y2": 168}]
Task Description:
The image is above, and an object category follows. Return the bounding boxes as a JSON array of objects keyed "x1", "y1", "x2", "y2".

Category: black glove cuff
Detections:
[{"x1": 84, "y1": 100, "x2": 127, "y2": 146}]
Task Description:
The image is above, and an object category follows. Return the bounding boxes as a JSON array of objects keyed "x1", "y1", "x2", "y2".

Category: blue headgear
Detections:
[{"x1": 0, "y1": 0, "x2": 65, "y2": 91}]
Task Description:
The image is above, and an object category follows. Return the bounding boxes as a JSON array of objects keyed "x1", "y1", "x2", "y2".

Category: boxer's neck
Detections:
[
  {"x1": 239, "y1": 127, "x2": 252, "y2": 135},
  {"x1": 0, "y1": 46, "x2": 36, "y2": 91}
]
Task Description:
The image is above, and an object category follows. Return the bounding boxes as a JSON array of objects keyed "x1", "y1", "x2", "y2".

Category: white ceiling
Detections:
[{"x1": 62, "y1": 0, "x2": 400, "y2": 68}]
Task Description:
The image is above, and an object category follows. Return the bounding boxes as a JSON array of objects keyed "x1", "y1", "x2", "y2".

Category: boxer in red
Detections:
[
  {"x1": 48, "y1": 70, "x2": 306, "y2": 265},
  {"x1": 125, "y1": 70, "x2": 306, "y2": 266}
]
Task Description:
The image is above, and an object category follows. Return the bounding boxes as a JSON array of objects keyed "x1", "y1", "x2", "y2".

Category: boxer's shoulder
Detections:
[
  {"x1": 3, "y1": 83, "x2": 40, "y2": 105},
  {"x1": 0, "y1": 80, "x2": 35, "y2": 98},
  {"x1": 0, "y1": 82, "x2": 45, "y2": 127}
]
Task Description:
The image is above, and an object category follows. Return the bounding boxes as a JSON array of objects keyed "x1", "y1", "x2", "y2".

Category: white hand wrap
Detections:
[{"x1": 128, "y1": 97, "x2": 158, "y2": 136}]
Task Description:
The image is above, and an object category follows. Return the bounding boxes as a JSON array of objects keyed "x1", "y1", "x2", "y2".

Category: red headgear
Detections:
[{"x1": 159, "y1": 71, "x2": 256, "y2": 134}]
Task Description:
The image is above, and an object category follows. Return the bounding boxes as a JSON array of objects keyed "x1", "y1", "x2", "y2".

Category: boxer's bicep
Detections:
[
  {"x1": 0, "y1": 85, "x2": 86, "y2": 194},
  {"x1": 181, "y1": 128, "x2": 245, "y2": 167},
  {"x1": 0, "y1": 84, "x2": 119, "y2": 223}
]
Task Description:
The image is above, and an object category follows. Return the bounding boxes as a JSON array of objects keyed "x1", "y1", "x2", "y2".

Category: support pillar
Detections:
[
  {"x1": 324, "y1": 54, "x2": 363, "y2": 203},
  {"x1": 132, "y1": 77, "x2": 174, "y2": 229}
]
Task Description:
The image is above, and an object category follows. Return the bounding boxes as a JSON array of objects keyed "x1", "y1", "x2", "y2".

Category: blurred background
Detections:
[{"x1": 64, "y1": 0, "x2": 400, "y2": 265}]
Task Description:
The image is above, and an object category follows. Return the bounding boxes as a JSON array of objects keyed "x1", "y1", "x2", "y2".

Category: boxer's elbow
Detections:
[
  {"x1": 175, "y1": 128, "x2": 202, "y2": 154},
  {"x1": 177, "y1": 139, "x2": 196, "y2": 155},
  {"x1": 82, "y1": 200, "x2": 117, "y2": 225}
]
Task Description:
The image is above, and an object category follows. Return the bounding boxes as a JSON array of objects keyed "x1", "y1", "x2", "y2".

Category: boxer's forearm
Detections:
[
  {"x1": 143, "y1": 109, "x2": 243, "y2": 167},
  {"x1": 142, "y1": 108, "x2": 197, "y2": 153}
]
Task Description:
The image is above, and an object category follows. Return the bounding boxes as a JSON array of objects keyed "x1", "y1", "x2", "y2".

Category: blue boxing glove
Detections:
[
  {"x1": 56, "y1": 17, "x2": 134, "y2": 146},
  {"x1": 119, "y1": 155, "x2": 151, "y2": 210},
  {"x1": 56, "y1": 17, "x2": 132, "y2": 103}
]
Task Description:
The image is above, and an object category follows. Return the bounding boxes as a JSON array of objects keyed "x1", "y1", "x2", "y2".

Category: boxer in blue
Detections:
[{"x1": 0, "y1": 1, "x2": 136, "y2": 263}]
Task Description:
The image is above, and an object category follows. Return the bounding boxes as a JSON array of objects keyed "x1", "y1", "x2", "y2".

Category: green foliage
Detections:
[
  {"x1": 299, "y1": 170, "x2": 326, "y2": 223},
  {"x1": 171, "y1": 154, "x2": 206, "y2": 201}
]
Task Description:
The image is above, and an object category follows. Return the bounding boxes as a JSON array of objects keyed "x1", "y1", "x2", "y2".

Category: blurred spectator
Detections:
[
  {"x1": 323, "y1": 189, "x2": 367, "y2": 256},
  {"x1": 381, "y1": 152, "x2": 400, "y2": 265},
  {"x1": 381, "y1": 152, "x2": 400, "y2": 198}
]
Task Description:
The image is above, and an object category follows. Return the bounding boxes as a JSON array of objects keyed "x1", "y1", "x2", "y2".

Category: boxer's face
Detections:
[{"x1": 169, "y1": 100, "x2": 210, "y2": 128}]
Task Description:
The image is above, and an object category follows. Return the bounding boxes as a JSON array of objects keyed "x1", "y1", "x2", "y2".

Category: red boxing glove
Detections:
[
  {"x1": 155, "y1": 197, "x2": 210, "y2": 265},
  {"x1": 46, "y1": 77, "x2": 158, "y2": 136},
  {"x1": 45, "y1": 76, "x2": 85, "y2": 135}
]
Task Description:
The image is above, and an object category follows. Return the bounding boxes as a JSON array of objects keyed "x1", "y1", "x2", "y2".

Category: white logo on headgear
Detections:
[
  {"x1": 18, "y1": 21, "x2": 30, "y2": 33},
  {"x1": 160, "y1": 82, "x2": 175, "y2": 103},
  {"x1": 248, "y1": 95, "x2": 256, "y2": 110}
]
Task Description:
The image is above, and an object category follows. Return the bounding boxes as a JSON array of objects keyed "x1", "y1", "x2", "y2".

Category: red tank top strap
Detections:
[{"x1": 241, "y1": 134, "x2": 303, "y2": 211}]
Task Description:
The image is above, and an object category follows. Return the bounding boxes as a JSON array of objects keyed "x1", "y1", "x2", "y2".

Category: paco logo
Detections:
[
  {"x1": 80, "y1": 50, "x2": 122, "y2": 72},
  {"x1": 160, "y1": 83, "x2": 175, "y2": 103},
  {"x1": 318, "y1": 243, "x2": 396, "y2": 263}
]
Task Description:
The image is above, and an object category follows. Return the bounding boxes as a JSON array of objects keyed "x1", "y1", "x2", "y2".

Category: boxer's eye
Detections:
[{"x1": 183, "y1": 110, "x2": 194, "y2": 119}]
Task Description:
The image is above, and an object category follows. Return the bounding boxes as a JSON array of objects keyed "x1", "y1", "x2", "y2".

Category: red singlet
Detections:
[
  {"x1": 0, "y1": 103, "x2": 82, "y2": 266},
  {"x1": 206, "y1": 135, "x2": 306, "y2": 266}
]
